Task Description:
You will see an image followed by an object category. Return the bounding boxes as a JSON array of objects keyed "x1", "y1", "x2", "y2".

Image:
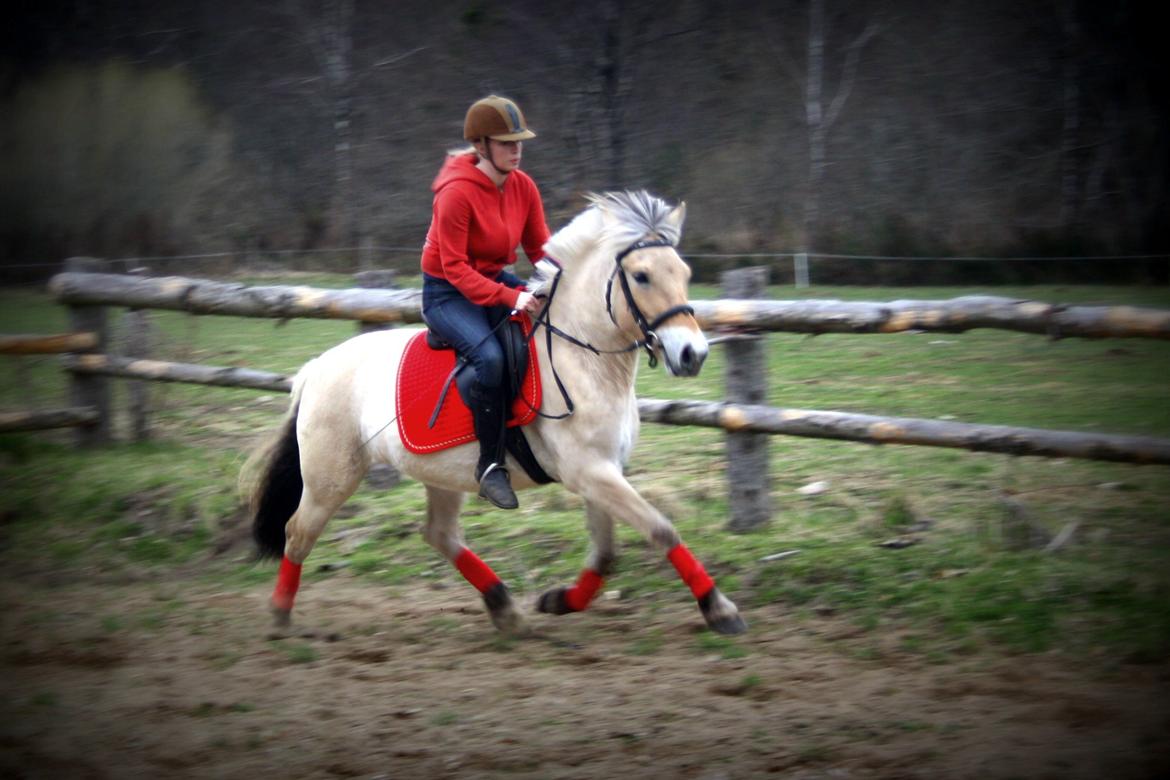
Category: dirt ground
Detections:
[{"x1": 1, "y1": 573, "x2": 1168, "y2": 780}]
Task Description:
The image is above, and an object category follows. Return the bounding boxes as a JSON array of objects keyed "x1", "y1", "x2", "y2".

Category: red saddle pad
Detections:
[{"x1": 395, "y1": 315, "x2": 541, "y2": 455}]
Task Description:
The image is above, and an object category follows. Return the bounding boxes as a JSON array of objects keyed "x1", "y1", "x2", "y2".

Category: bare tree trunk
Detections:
[
  {"x1": 801, "y1": 0, "x2": 875, "y2": 250},
  {"x1": 598, "y1": 0, "x2": 627, "y2": 189},
  {"x1": 324, "y1": 0, "x2": 355, "y2": 246},
  {"x1": 803, "y1": 0, "x2": 826, "y2": 249},
  {"x1": 1058, "y1": 3, "x2": 1081, "y2": 231}
]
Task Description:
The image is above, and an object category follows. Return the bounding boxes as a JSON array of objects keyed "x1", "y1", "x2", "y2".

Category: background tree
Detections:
[{"x1": 2, "y1": 0, "x2": 1166, "y2": 283}]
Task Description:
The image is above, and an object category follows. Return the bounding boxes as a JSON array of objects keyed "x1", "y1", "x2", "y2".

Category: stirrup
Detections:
[{"x1": 478, "y1": 463, "x2": 518, "y2": 510}]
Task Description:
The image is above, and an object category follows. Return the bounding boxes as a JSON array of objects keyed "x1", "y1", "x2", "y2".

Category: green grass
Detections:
[
  {"x1": 695, "y1": 632, "x2": 749, "y2": 659},
  {"x1": 430, "y1": 710, "x2": 460, "y2": 726},
  {"x1": 274, "y1": 641, "x2": 319, "y2": 665},
  {"x1": 1, "y1": 278, "x2": 1169, "y2": 661}
]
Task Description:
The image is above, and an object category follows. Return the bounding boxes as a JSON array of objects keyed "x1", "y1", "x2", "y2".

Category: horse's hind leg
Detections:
[
  {"x1": 537, "y1": 501, "x2": 615, "y2": 615},
  {"x1": 271, "y1": 452, "x2": 365, "y2": 628},
  {"x1": 421, "y1": 484, "x2": 524, "y2": 634}
]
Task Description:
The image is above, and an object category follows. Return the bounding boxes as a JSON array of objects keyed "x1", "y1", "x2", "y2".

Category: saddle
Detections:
[{"x1": 395, "y1": 314, "x2": 554, "y2": 484}]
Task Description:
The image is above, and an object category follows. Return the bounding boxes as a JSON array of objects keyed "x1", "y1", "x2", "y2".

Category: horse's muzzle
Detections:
[{"x1": 659, "y1": 327, "x2": 709, "y2": 377}]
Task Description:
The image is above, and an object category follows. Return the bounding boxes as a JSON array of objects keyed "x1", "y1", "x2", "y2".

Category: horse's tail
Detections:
[{"x1": 241, "y1": 364, "x2": 312, "y2": 560}]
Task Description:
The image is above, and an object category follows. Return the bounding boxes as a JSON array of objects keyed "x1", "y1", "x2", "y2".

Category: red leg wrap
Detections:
[
  {"x1": 454, "y1": 548, "x2": 502, "y2": 594},
  {"x1": 667, "y1": 543, "x2": 715, "y2": 601},
  {"x1": 564, "y1": 569, "x2": 605, "y2": 612},
  {"x1": 272, "y1": 556, "x2": 303, "y2": 612}
]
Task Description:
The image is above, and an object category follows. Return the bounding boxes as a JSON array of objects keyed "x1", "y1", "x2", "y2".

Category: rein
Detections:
[{"x1": 527, "y1": 237, "x2": 695, "y2": 420}]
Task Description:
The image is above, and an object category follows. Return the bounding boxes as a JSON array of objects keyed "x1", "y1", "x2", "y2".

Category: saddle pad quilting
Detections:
[{"x1": 395, "y1": 318, "x2": 541, "y2": 454}]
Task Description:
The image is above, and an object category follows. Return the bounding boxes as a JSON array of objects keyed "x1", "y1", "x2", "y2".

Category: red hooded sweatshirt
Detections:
[{"x1": 420, "y1": 153, "x2": 550, "y2": 308}]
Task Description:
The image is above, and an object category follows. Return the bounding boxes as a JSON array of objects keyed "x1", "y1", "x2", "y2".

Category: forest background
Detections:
[{"x1": 3, "y1": 0, "x2": 1167, "y2": 284}]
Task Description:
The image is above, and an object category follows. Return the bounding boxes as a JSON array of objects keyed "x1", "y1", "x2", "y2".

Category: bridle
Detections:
[
  {"x1": 527, "y1": 236, "x2": 695, "y2": 419},
  {"x1": 604, "y1": 237, "x2": 697, "y2": 364}
]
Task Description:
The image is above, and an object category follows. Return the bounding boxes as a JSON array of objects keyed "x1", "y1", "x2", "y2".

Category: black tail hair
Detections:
[{"x1": 251, "y1": 404, "x2": 303, "y2": 560}]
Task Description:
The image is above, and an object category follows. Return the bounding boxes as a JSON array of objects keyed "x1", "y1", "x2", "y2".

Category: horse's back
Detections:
[{"x1": 298, "y1": 327, "x2": 419, "y2": 439}]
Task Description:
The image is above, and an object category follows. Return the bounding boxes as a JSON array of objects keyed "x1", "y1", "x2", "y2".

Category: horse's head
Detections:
[
  {"x1": 608, "y1": 231, "x2": 708, "y2": 377},
  {"x1": 536, "y1": 191, "x2": 708, "y2": 377}
]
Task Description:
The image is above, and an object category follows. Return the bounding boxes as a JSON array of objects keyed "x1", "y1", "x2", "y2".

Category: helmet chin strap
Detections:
[{"x1": 478, "y1": 139, "x2": 511, "y2": 177}]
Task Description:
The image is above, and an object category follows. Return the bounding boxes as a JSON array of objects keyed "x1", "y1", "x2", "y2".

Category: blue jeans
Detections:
[{"x1": 422, "y1": 272, "x2": 522, "y2": 392}]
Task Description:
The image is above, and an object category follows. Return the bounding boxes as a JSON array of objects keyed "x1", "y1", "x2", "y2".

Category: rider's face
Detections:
[{"x1": 485, "y1": 139, "x2": 521, "y2": 171}]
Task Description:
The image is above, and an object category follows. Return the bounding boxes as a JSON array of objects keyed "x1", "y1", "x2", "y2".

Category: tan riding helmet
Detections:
[{"x1": 463, "y1": 95, "x2": 536, "y2": 142}]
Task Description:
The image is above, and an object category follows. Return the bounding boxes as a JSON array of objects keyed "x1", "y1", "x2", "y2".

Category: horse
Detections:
[{"x1": 245, "y1": 191, "x2": 747, "y2": 636}]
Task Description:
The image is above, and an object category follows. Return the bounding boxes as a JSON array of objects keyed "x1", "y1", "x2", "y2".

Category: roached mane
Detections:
[{"x1": 528, "y1": 190, "x2": 684, "y2": 298}]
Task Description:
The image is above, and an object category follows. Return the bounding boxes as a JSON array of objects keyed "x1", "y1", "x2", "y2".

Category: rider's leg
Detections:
[{"x1": 421, "y1": 283, "x2": 517, "y2": 509}]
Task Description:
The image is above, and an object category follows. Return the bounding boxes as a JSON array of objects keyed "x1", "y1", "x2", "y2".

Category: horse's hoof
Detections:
[
  {"x1": 271, "y1": 605, "x2": 292, "y2": 629},
  {"x1": 706, "y1": 613, "x2": 748, "y2": 635},
  {"x1": 483, "y1": 583, "x2": 527, "y2": 635},
  {"x1": 536, "y1": 586, "x2": 573, "y2": 615},
  {"x1": 699, "y1": 588, "x2": 748, "y2": 635},
  {"x1": 489, "y1": 606, "x2": 528, "y2": 635}
]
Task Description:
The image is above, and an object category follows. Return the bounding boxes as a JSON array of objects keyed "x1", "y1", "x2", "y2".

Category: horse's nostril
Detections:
[{"x1": 681, "y1": 345, "x2": 694, "y2": 368}]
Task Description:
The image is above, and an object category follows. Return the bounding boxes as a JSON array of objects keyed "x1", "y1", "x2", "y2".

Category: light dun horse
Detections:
[{"x1": 247, "y1": 191, "x2": 746, "y2": 635}]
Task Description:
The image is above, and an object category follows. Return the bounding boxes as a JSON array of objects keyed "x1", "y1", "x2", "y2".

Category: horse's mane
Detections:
[{"x1": 529, "y1": 190, "x2": 683, "y2": 297}]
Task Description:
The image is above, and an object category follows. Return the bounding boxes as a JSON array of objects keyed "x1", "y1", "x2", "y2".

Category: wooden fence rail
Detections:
[
  {"x1": 10, "y1": 267, "x2": 1168, "y2": 533},
  {"x1": 49, "y1": 272, "x2": 424, "y2": 324},
  {"x1": 689, "y1": 297, "x2": 1170, "y2": 339},
  {"x1": 63, "y1": 354, "x2": 292, "y2": 393},
  {"x1": 59, "y1": 353, "x2": 1170, "y2": 466},
  {"x1": 48, "y1": 271, "x2": 1170, "y2": 339},
  {"x1": 0, "y1": 407, "x2": 100, "y2": 433},
  {"x1": 637, "y1": 399, "x2": 1170, "y2": 466},
  {"x1": 0, "y1": 332, "x2": 99, "y2": 355}
]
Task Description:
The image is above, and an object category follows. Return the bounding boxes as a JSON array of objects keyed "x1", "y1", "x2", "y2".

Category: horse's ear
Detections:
[{"x1": 666, "y1": 201, "x2": 687, "y2": 232}]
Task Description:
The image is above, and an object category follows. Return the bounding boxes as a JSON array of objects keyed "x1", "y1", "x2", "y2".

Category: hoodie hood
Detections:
[{"x1": 431, "y1": 153, "x2": 495, "y2": 194}]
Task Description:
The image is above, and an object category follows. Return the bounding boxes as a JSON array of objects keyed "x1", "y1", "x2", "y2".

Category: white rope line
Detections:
[
  {"x1": 686, "y1": 252, "x2": 1170, "y2": 262},
  {"x1": 7, "y1": 250, "x2": 1167, "y2": 271}
]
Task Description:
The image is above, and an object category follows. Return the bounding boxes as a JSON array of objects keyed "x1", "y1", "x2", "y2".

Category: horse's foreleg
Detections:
[
  {"x1": 567, "y1": 462, "x2": 747, "y2": 635},
  {"x1": 537, "y1": 502, "x2": 615, "y2": 615},
  {"x1": 421, "y1": 485, "x2": 524, "y2": 634}
]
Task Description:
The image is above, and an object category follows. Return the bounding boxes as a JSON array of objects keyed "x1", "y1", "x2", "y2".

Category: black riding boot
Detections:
[{"x1": 471, "y1": 384, "x2": 518, "y2": 510}]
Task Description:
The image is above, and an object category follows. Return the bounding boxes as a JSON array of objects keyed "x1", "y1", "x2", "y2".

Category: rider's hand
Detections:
[{"x1": 515, "y1": 291, "x2": 542, "y2": 314}]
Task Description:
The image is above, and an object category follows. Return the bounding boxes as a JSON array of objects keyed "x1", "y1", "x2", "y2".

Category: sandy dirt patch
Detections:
[{"x1": 2, "y1": 576, "x2": 1168, "y2": 779}]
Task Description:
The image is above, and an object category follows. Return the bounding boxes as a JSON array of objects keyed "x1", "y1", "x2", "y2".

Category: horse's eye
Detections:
[{"x1": 632, "y1": 271, "x2": 650, "y2": 285}]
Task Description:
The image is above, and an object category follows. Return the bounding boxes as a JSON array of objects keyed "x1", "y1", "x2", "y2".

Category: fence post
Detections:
[
  {"x1": 358, "y1": 235, "x2": 375, "y2": 272},
  {"x1": 722, "y1": 266, "x2": 772, "y2": 532},
  {"x1": 64, "y1": 257, "x2": 111, "y2": 446},
  {"x1": 354, "y1": 270, "x2": 399, "y2": 334},
  {"x1": 354, "y1": 269, "x2": 401, "y2": 488},
  {"x1": 125, "y1": 267, "x2": 152, "y2": 441},
  {"x1": 794, "y1": 252, "x2": 810, "y2": 288}
]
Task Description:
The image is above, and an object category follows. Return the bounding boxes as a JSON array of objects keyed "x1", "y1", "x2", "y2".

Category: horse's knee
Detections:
[
  {"x1": 421, "y1": 520, "x2": 463, "y2": 559},
  {"x1": 649, "y1": 523, "x2": 680, "y2": 550},
  {"x1": 572, "y1": 464, "x2": 681, "y2": 551}
]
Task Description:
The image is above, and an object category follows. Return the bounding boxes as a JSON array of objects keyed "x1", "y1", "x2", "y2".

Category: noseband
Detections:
[{"x1": 604, "y1": 238, "x2": 696, "y2": 367}]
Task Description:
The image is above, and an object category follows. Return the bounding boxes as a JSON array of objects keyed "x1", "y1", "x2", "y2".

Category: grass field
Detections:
[{"x1": 2, "y1": 278, "x2": 1169, "y2": 663}]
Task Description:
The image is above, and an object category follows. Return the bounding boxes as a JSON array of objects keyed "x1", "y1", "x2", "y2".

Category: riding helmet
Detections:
[{"x1": 463, "y1": 95, "x2": 536, "y2": 142}]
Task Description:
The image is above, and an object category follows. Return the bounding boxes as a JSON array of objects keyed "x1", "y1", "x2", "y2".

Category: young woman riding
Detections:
[{"x1": 420, "y1": 95, "x2": 549, "y2": 510}]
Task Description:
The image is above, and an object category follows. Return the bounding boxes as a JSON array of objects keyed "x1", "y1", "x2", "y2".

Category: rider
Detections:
[{"x1": 420, "y1": 95, "x2": 549, "y2": 510}]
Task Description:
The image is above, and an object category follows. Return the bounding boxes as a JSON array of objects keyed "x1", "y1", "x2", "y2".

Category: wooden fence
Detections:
[{"x1": 5, "y1": 260, "x2": 1170, "y2": 531}]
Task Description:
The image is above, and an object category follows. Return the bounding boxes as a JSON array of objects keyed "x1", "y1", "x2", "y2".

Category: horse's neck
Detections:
[{"x1": 544, "y1": 249, "x2": 640, "y2": 398}]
